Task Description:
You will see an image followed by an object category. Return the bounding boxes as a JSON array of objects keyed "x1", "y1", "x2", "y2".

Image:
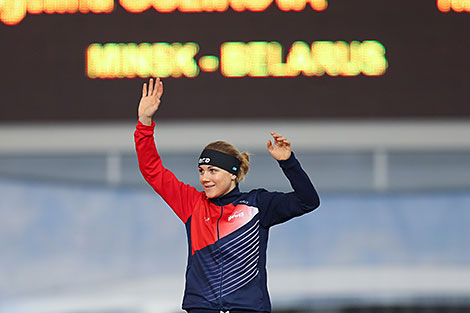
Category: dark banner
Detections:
[{"x1": 0, "y1": 0, "x2": 468, "y2": 121}]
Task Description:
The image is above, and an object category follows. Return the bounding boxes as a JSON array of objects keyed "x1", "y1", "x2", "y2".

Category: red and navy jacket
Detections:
[{"x1": 135, "y1": 121, "x2": 320, "y2": 312}]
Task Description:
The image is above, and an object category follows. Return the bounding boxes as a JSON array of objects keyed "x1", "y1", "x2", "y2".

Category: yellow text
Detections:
[
  {"x1": 86, "y1": 41, "x2": 388, "y2": 79},
  {"x1": 1, "y1": 0, "x2": 327, "y2": 25},
  {"x1": 87, "y1": 42, "x2": 200, "y2": 79},
  {"x1": 118, "y1": 0, "x2": 327, "y2": 13},
  {"x1": 437, "y1": 0, "x2": 470, "y2": 12},
  {"x1": 220, "y1": 41, "x2": 388, "y2": 77},
  {"x1": 0, "y1": 0, "x2": 114, "y2": 25}
]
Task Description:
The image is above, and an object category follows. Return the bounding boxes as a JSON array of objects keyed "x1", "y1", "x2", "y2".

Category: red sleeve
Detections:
[{"x1": 134, "y1": 121, "x2": 201, "y2": 223}]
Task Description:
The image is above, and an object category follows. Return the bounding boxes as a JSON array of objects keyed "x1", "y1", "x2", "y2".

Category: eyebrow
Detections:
[{"x1": 198, "y1": 165, "x2": 216, "y2": 169}]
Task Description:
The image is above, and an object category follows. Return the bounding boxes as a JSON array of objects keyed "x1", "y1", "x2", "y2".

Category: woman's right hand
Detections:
[{"x1": 138, "y1": 78, "x2": 164, "y2": 126}]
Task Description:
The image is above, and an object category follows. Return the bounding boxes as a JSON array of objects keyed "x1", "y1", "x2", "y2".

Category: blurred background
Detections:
[{"x1": 1, "y1": 1, "x2": 470, "y2": 312}]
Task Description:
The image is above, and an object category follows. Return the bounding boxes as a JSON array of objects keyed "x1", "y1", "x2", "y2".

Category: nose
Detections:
[{"x1": 200, "y1": 171, "x2": 210, "y2": 182}]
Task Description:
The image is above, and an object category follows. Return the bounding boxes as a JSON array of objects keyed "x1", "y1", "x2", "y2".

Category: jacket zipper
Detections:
[
  {"x1": 217, "y1": 203, "x2": 223, "y2": 240},
  {"x1": 216, "y1": 201, "x2": 224, "y2": 309}
]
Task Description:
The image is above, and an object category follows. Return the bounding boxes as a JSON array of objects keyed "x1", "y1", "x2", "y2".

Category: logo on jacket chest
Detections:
[
  {"x1": 228, "y1": 211, "x2": 245, "y2": 222},
  {"x1": 222, "y1": 204, "x2": 258, "y2": 226}
]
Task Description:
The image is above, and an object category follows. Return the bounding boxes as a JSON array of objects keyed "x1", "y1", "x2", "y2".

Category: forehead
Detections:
[{"x1": 198, "y1": 164, "x2": 221, "y2": 170}]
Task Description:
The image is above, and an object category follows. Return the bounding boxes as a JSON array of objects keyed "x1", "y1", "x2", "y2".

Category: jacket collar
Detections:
[{"x1": 209, "y1": 185, "x2": 241, "y2": 206}]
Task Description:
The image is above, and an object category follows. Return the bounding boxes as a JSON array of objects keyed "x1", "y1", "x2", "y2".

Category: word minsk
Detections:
[{"x1": 86, "y1": 41, "x2": 388, "y2": 79}]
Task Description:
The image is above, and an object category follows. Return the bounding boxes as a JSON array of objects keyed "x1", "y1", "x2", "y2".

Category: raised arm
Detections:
[
  {"x1": 135, "y1": 78, "x2": 200, "y2": 223},
  {"x1": 258, "y1": 132, "x2": 320, "y2": 227}
]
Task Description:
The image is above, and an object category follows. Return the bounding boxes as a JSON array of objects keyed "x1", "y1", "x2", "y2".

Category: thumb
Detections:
[{"x1": 267, "y1": 139, "x2": 273, "y2": 151}]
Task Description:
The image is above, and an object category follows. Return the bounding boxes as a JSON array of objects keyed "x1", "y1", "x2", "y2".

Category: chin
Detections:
[
  {"x1": 205, "y1": 190, "x2": 218, "y2": 198},
  {"x1": 207, "y1": 193, "x2": 221, "y2": 199}
]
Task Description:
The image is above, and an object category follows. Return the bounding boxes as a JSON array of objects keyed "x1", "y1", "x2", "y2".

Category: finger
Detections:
[
  {"x1": 274, "y1": 137, "x2": 288, "y2": 145},
  {"x1": 156, "y1": 79, "x2": 163, "y2": 98},
  {"x1": 148, "y1": 78, "x2": 154, "y2": 95},
  {"x1": 271, "y1": 132, "x2": 286, "y2": 141},
  {"x1": 152, "y1": 77, "x2": 160, "y2": 96},
  {"x1": 271, "y1": 133, "x2": 288, "y2": 143},
  {"x1": 267, "y1": 140, "x2": 273, "y2": 151},
  {"x1": 142, "y1": 83, "x2": 147, "y2": 96},
  {"x1": 274, "y1": 135, "x2": 286, "y2": 141}
]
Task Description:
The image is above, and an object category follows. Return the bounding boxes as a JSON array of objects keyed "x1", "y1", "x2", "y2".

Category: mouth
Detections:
[{"x1": 204, "y1": 185, "x2": 215, "y2": 190}]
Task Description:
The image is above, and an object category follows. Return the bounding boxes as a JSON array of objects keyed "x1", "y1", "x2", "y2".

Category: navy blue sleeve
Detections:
[{"x1": 257, "y1": 152, "x2": 320, "y2": 228}]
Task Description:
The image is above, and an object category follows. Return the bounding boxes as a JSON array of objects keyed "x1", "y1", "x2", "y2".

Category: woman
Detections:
[{"x1": 134, "y1": 78, "x2": 320, "y2": 313}]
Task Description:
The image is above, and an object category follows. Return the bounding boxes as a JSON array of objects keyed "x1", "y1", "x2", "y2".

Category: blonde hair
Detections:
[{"x1": 203, "y1": 141, "x2": 250, "y2": 183}]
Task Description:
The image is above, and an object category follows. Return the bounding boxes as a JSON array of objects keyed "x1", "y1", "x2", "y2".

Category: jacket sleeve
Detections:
[
  {"x1": 257, "y1": 152, "x2": 320, "y2": 228},
  {"x1": 134, "y1": 121, "x2": 201, "y2": 223}
]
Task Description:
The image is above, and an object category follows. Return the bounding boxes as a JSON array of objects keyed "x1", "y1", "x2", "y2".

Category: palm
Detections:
[
  {"x1": 267, "y1": 132, "x2": 291, "y2": 161},
  {"x1": 138, "y1": 78, "x2": 163, "y2": 125}
]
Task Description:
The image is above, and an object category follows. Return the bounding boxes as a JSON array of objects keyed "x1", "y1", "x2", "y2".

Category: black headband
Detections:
[{"x1": 198, "y1": 149, "x2": 241, "y2": 175}]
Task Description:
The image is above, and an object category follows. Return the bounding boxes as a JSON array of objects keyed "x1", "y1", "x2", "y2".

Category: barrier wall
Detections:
[{"x1": 1, "y1": 177, "x2": 469, "y2": 301}]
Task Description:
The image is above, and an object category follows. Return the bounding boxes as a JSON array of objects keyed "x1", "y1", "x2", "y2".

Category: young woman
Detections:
[{"x1": 134, "y1": 78, "x2": 320, "y2": 313}]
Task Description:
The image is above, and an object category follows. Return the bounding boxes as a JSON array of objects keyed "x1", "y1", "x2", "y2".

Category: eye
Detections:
[
  {"x1": 210, "y1": 168, "x2": 217, "y2": 173},
  {"x1": 198, "y1": 168, "x2": 204, "y2": 174}
]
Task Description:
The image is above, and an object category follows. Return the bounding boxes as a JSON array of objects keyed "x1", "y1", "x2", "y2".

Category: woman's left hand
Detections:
[{"x1": 267, "y1": 132, "x2": 292, "y2": 161}]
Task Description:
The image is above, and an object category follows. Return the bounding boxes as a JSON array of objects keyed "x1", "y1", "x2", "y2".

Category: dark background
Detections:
[{"x1": 0, "y1": 0, "x2": 468, "y2": 121}]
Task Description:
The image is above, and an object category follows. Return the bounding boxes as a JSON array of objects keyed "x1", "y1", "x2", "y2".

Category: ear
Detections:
[{"x1": 231, "y1": 174, "x2": 237, "y2": 181}]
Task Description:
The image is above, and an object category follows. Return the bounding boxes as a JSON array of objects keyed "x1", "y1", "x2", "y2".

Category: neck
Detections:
[
  {"x1": 210, "y1": 184, "x2": 240, "y2": 205},
  {"x1": 224, "y1": 182, "x2": 237, "y2": 196}
]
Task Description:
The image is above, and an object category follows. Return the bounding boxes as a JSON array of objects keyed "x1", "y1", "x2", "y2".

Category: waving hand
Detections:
[
  {"x1": 138, "y1": 78, "x2": 163, "y2": 126},
  {"x1": 267, "y1": 132, "x2": 292, "y2": 161}
]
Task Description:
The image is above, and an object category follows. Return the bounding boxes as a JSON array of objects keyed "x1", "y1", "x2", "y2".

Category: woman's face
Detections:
[{"x1": 199, "y1": 165, "x2": 237, "y2": 199}]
